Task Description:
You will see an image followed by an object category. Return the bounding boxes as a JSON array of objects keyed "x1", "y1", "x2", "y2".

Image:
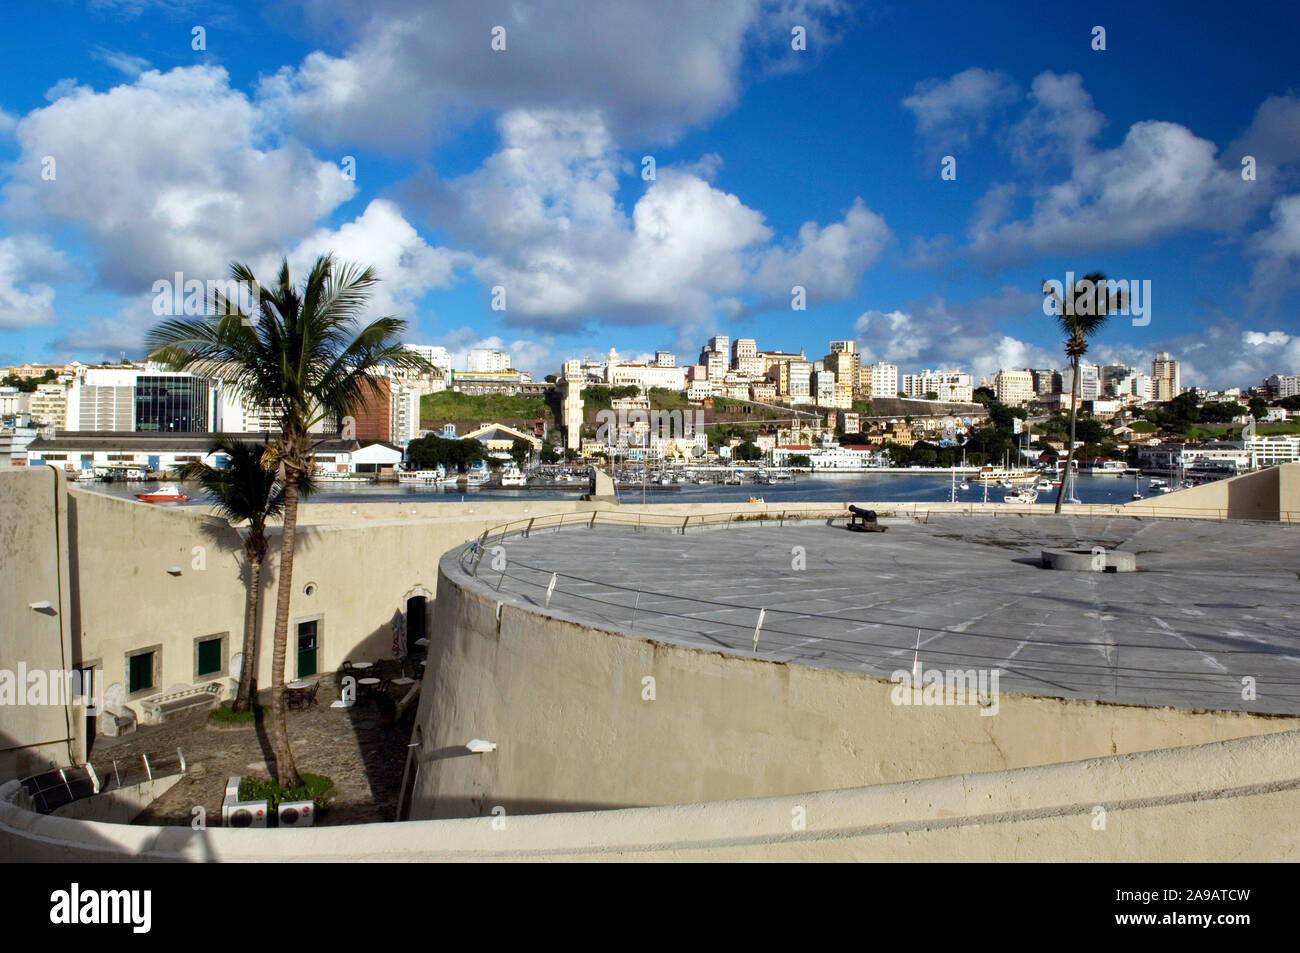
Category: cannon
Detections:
[{"x1": 847, "y1": 505, "x2": 887, "y2": 533}]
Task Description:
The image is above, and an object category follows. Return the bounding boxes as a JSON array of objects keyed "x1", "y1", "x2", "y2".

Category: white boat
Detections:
[
  {"x1": 1003, "y1": 487, "x2": 1038, "y2": 504},
  {"x1": 1094, "y1": 459, "x2": 1126, "y2": 475},
  {"x1": 1148, "y1": 478, "x2": 1171, "y2": 494},
  {"x1": 500, "y1": 464, "x2": 526, "y2": 487},
  {"x1": 398, "y1": 466, "x2": 445, "y2": 485},
  {"x1": 1035, "y1": 479, "x2": 1053, "y2": 491},
  {"x1": 976, "y1": 466, "x2": 1037, "y2": 485},
  {"x1": 464, "y1": 460, "x2": 490, "y2": 485}
]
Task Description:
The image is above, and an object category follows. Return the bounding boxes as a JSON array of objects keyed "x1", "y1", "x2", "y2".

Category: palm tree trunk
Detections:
[
  {"x1": 1054, "y1": 358, "x2": 1081, "y2": 514},
  {"x1": 233, "y1": 553, "x2": 261, "y2": 713},
  {"x1": 268, "y1": 469, "x2": 302, "y2": 787}
]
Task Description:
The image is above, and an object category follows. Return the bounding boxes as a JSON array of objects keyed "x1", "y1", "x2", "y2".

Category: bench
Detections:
[{"x1": 138, "y1": 683, "x2": 223, "y2": 725}]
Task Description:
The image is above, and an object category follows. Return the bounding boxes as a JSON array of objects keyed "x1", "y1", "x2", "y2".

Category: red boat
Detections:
[{"x1": 135, "y1": 484, "x2": 190, "y2": 503}]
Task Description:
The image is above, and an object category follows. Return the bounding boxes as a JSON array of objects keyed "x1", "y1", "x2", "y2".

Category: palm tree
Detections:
[
  {"x1": 147, "y1": 256, "x2": 430, "y2": 785},
  {"x1": 1042, "y1": 273, "x2": 1125, "y2": 514},
  {"x1": 182, "y1": 437, "x2": 315, "y2": 713}
]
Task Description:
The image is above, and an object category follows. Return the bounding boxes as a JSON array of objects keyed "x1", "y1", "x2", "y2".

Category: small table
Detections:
[
  {"x1": 287, "y1": 679, "x2": 313, "y2": 690},
  {"x1": 351, "y1": 661, "x2": 374, "y2": 670},
  {"x1": 414, "y1": 638, "x2": 430, "y2": 647}
]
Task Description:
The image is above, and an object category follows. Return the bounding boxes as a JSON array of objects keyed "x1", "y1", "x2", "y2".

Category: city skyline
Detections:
[{"x1": 3, "y1": 2, "x2": 1299, "y2": 390}]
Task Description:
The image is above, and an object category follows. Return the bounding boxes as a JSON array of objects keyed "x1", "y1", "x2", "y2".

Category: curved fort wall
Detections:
[{"x1": 408, "y1": 550, "x2": 1297, "y2": 819}]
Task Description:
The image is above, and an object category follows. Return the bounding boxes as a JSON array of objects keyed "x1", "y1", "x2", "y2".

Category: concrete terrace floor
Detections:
[{"x1": 455, "y1": 514, "x2": 1300, "y2": 714}]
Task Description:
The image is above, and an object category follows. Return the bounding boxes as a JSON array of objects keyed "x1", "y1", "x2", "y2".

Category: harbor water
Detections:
[{"x1": 81, "y1": 470, "x2": 1171, "y2": 507}]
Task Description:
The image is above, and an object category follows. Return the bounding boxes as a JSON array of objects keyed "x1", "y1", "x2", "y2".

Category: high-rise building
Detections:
[
  {"x1": 467, "y1": 348, "x2": 511, "y2": 373},
  {"x1": 901, "y1": 369, "x2": 973, "y2": 402},
  {"x1": 654, "y1": 350, "x2": 676, "y2": 368},
  {"x1": 1152, "y1": 352, "x2": 1181, "y2": 401},
  {"x1": 860, "y1": 362, "x2": 898, "y2": 399},
  {"x1": 1061, "y1": 363, "x2": 1101, "y2": 401},
  {"x1": 1264, "y1": 374, "x2": 1300, "y2": 399},
  {"x1": 401, "y1": 344, "x2": 451, "y2": 373},
  {"x1": 1030, "y1": 369, "x2": 1062, "y2": 396},
  {"x1": 993, "y1": 370, "x2": 1035, "y2": 405},
  {"x1": 561, "y1": 359, "x2": 585, "y2": 451},
  {"x1": 29, "y1": 382, "x2": 70, "y2": 429},
  {"x1": 706, "y1": 335, "x2": 730, "y2": 357},
  {"x1": 824, "y1": 342, "x2": 861, "y2": 397}
]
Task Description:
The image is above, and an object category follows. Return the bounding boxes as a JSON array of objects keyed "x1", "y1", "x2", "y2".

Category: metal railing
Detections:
[{"x1": 19, "y1": 748, "x2": 187, "y2": 814}]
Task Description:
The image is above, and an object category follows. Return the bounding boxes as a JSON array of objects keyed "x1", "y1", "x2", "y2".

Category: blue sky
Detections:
[{"x1": 1, "y1": 0, "x2": 1298, "y2": 388}]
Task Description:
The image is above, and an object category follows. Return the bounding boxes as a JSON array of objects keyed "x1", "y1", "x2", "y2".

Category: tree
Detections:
[
  {"x1": 1043, "y1": 272, "x2": 1124, "y2": 513},
  {"x1": 147, "y1": 255, "x2": 429, "y2": 786},
  {"x1": 734, "y1": 440, "x2": 763, "y2": 461},
  {"x1": 182, "y1": 438, "x2": 314, "y2": 713},
  {"x1": 508, "y1": 437, "x2": 532, "y2": 468},
  {"x1": 972, "y1": 386, "x2": 996, "y2": 405},
  {"x1": 924, "y1": 391, "x2": 939, "y2": 401},
  {"x1": 540, "y1": 446, "x2": 560, "y2": 464},
  {"x1": 407, "y1": 435, "x2": 488, "y2": 470}
]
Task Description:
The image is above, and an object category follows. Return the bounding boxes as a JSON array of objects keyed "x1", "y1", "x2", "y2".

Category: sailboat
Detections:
[{"x1": 1130, "y1": 475, "x2": 1144, "y2": 501}]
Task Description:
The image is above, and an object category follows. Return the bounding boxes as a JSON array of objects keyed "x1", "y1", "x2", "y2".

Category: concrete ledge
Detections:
[{"x1": 3, "y1": 731, "x2": 1300, "y2": 860}]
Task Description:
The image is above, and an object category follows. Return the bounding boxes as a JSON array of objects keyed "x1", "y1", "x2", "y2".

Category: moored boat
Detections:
[{"x1": 135, "y1": 484, "x2": 190, "y2": 503}]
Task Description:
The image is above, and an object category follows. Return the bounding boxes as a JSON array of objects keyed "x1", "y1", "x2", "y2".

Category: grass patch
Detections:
[
  {"x1": 239, "y1": 773, "x2": 336, "y2": 812},
  {"x1": 208, "y1": 700, "x2": 262, "y2": 724},
  {"x1": 420, "y1": 391, "x2": 550, "y2": 427}
]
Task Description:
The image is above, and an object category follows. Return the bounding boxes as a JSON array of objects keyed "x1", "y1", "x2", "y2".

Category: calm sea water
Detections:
[{"x1": 82, "y1": 470, "x2": 1164, "y2": 507}]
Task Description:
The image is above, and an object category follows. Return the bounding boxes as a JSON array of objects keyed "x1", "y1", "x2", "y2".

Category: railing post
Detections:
[{"x1": 142, "y1": 753, "x2": 152, "y2": 782}]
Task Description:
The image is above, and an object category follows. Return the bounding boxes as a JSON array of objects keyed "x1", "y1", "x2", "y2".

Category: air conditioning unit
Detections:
[
  {"x1": 223, "y1": 799, "x2": 268, "y2": 828},
  {"x1": 277, "y1": 800, "x2": 316, "y2": 827}
]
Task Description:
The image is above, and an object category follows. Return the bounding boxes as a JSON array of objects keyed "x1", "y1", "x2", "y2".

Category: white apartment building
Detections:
[
  {"x1": 1246, "y1": 435, "x2": 1300, "y2": 466},
  {"x1": 1061, "y1": 363, "x2": 1101, "y2": 401},
  {"x1": 731, "y1": 338, "x2": 763, "y2": 377},
  {"x1": 860, "y1": 362, "x2": 899, "y2": 399},
  {"x1": 1265, "y1": 374, "x2": 1300, "y2": 399},
  {"x1": 29, "y1": 383, "x2": 70, "y2": 428},
  {"x1": 389, "y1": 383, "x2": 421, "y2": 445},
  {"x1": 704, "y1": 351, "x2": 728, "y2": 383},
  {"x1": 901, "y1": 369, "x2": 974, "y2": 402},
  {"x1": 467, "y1": 348, "x2": 511, "y2": 373},
  {"x1": 603, "y1": 348, "x2": 688, "y2": 391},
  {"x1": 66, "y1": 368, "x2": 141, "y2": 431},
  {"x1": 654, "y1": 350, "x2": 676, "y2": 368},
  {"x1": 402, "y1": 344, "x2": 451, "y2": 371},
  {"x1": 993, "y1": 370, "x2": 1035, "y2": 405}
]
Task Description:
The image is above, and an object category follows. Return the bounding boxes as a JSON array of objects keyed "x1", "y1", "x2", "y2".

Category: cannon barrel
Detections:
[{"x1": 847, "y1": 505, "x2": 877, "y2": 521}]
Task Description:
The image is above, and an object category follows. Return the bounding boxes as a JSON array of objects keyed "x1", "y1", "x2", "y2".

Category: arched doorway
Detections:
[
  {"x1": 401, "y1": 585, "x2": 432, "y2": 656},
  {"x1": 406, "y1": 595, "x2": 427, "y2": 645}
]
